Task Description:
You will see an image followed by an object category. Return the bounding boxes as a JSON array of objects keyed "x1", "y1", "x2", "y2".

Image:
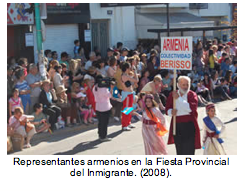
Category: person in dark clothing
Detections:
[
  {"x1": 39, "y1": 80, "x2": 61, "y2": 131},
  {"x1": 147, "y1": 55, "x2": 159, "y2": 81}
]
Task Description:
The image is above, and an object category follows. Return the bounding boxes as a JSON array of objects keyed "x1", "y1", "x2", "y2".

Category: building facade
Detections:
[
  {"x1": 89, "y1": 3, "x2": 234, "y2": 54},
  {"x1": 33, "y1": 3, "x2": 90, "y2": 63}
]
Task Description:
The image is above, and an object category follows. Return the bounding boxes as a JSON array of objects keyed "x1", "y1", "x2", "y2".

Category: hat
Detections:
[
  {"x1": 206, "y1": 103, "x2": 215, "y2": 111},
  {"x1": 42, "y1": 79, "x2": 51, "y2": 87},
  {"x1": 107, "y1": 47, "x2": 114, "y2": 52},
  {"x1": 122, "y1": 47, "x2": 129, "y2": 52},
  {"x1": 56, "y1": 85, "x2": 67, "y2": 95},
  {"x1": 141, "y1": 53, "x2": 147, "y2": 57},
  {"x1": 76, "y1": 92, "x2": 86, "y2": 98},
  {"x1": 145, "y1": 94, "x2": 154, "y2": 100},
  {"x1": 84, "y1": 74, "x2": 95, "y2": 81}
]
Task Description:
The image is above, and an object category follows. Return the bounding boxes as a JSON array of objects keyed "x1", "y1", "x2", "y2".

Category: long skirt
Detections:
[
  {"x1": 142, "y1": 123, "x2": 168, "y2": 155},
  {"x1": 203, "y1": 137, "x2": 226, "y2": 155}
]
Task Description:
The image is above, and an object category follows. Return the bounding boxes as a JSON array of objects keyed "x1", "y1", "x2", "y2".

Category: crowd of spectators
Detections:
[{"x1": 7, "y1": 38, "x2": 237, "y2": 149}]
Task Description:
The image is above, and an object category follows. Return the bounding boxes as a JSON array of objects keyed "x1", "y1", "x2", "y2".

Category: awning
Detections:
[
  {"x1": 136, "y1": 12, "x2": 213, "y2": 26},
  {"x1": 136, "y1": 12, "x2": 214, "y2": 39}
]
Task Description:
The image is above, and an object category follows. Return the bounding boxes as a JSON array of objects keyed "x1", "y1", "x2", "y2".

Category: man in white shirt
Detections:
[
  {"x1": 85, "y1": 52, "x2": 96, "y2": 71},
  {"x1": 166, "y1": 76, "x2": 201, "y2": 155}
]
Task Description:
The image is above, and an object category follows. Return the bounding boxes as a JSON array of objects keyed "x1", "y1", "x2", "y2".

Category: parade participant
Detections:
[
  {"x1": 121, "y1": 62, "x2": 139, "y2": 131},
  {"x1": 166, "y1": 76, "x2": 201, "y2": 155},
  {"x1": 93, "y1": 75, "x2": 113, "y2": 141},
  {"x1": 133, "y1": 94, "x2": 168, "y2": 155},
  {"x1": 203, "y1": 103, "x2": 226, "y2": 155}
]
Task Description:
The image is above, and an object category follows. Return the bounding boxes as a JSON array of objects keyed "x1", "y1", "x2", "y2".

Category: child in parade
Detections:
[
  {"x1": 203, "y1": 103, "x2": 226, "y2": 155},
  {"x1": 133, "y1": 94, "x2": 168, "y2": 155}
]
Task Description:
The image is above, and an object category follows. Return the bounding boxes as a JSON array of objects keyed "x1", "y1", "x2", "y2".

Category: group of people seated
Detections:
[{"x1": 7, "y1": 38, "x2": 237, "y2": 150}]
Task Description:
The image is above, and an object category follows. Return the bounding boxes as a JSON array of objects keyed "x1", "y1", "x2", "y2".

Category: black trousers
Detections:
[
  {"x1": 43, "y1": 105, "x2": 61, "y2": 131},
  {"x1": 110, "y1": 99, "x2": 123, "y2": 118},
  {"x1": 96, "y1": 110, "x2": 111, "y2": 139},
  {"x1": 173, "y1": 121, "x2": 196, "y2": 155}
]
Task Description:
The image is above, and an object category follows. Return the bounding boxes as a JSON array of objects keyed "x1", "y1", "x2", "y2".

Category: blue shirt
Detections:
[
  {"x1": 15, "y1": 80, "x2": 30, "y2": 92},
  {"x1": 221, "y1": 62, "x2": 230, "y2": 77},
  {"x1": 46, "y1": 92, "x2": 52, "y2": 104},
  {"x1": 74, "y1": 46, "x2": 79, "y2": 54},
  {"x1": 162, "y1": 77, "x2": 172, "y2": 91}
]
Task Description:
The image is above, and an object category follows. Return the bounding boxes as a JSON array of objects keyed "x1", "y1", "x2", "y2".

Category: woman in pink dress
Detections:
[{"x1": 134, "y1": 94, "x2": 168, "y2": 155}]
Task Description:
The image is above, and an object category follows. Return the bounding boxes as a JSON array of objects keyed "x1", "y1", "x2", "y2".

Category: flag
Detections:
[{"x1": 122, "y1": 107, "x2": 134, "y2": 115}]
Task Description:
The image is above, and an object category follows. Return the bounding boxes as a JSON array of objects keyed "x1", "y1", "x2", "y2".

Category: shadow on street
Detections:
[
  {"x1": 224, "y1": 117, "x2": 237, "y2": 124},
  {"x1": 54, "y1": 129, "x2": 123, "y2": 155}
]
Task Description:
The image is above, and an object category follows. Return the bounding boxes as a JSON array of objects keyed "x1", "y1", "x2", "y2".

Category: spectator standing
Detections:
[
  {"x1": 15, "y1": 69, "x2": 31, "y2": 114},
  {"x1": 60, "y1": 52, "x2": 69, "y2": 68},
  {"x1": 85, "y1": 52, "x2": 96, "y2": 71},
  {"x1": 26, "y1": 64, "x2": 42, "y2": 113},
  {"x1": 138, "y1": 70, "x2": 150, "y2": 92},
  {"x1": 147, "y1": 55, "x2": 159, "y2": 80},
  {"x1": 73, "y1": 40, "x2": 80, "y2": 59},
  {"x1": 107, "y1": 57, "x2": 117, "y2": 78},
  {"x1": 120, "y1": 47, "x2": 129, "y2": 62}
]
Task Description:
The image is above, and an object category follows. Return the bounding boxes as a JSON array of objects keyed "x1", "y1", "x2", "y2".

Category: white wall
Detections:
[
  {"x1": 90, "y1": 3, "x2": 137, "y2": 49},
  {"x1": 33, "y1": 24, "x2": 79, "y2": 63}
]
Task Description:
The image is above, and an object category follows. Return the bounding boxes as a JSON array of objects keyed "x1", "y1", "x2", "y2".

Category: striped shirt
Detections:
[{"x1": 15, "y1": 80, "x2": 30, "y2": 92}]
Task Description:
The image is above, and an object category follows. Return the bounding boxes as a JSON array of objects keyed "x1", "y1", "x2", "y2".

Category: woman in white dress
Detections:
[{"x1": 203, "y1": 103, "x2": 226, "y2": 155}]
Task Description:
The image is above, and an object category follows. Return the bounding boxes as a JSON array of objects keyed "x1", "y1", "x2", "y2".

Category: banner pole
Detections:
[{"x1": 173, "y1": 69, "x2": 177, "y2": 136}]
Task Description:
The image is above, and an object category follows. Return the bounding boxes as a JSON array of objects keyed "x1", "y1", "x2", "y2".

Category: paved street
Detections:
[{"x1": 10, "y1": 98, "x2": 237, "y2": 155}]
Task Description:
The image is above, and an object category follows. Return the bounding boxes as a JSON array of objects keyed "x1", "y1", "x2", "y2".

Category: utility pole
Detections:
[
  {"x1": 34, "y1": 3, "x2": 46, "y2": 80},
  {"x1": 167, "y1": 3, "x2": 170, "y2": 37}
]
